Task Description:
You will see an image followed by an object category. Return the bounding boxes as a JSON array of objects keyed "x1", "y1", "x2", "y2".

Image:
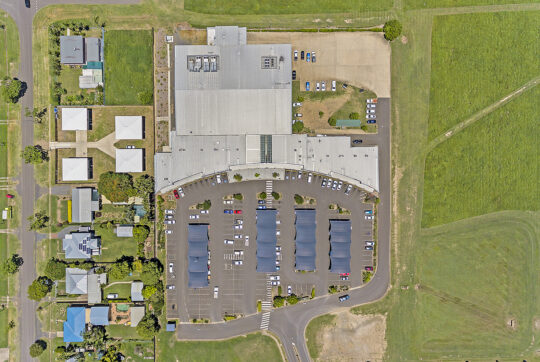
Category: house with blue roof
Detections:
[
  {"x1": 64, "y1": 307, "x2": 86, "y2": 343},
  {"x1": 89, "y1": 306, "x2": 110, "y2": 326}
]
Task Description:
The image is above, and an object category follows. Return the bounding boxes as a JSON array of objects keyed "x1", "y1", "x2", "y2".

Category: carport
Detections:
[
  {"x1": 188, "y1": 224, "x2": 209, "y2": 288},
  {"x1": 295, "y1": 209, "x2": 317, "y2": 271},
  {"x1": 256, "y1": 209, "x2": 278, "y2": 272},
  {"x1": 329, "y1": 219, "x2": 351, "y2": 274}
]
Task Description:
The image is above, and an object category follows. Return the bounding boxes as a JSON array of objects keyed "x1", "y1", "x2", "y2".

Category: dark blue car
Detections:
[
  {"x1": 367, "y1": 120, "x2": 376, "y2": 124},
  {"x1": 224, "y1": 209, "x2": 233, "y2": 214},
  {"x1": 338, "y1": 294, "x2": 350, "y2": 302}
]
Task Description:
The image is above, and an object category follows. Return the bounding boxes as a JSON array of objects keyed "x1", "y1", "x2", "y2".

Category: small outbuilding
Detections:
[
  {"x1": 116, "y1": 149, "x2": 144, "y2": 173},
  {"x1": 116, "y1": 225, "x2": 134, "y2": 237},
  {"x1": 131, "y1": 281, "x2": 144, "y2": 302},
  {"x1": 62, "y1": 158, "x2": 90, "y2": 181},
  {"x1": 115, "y1": 116, "x2": 144, "y2": 140}
]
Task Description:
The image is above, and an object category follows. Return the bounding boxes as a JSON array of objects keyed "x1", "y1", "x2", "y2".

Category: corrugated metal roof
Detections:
[
  {"x1": 256, "y1": 209, "x2": 278, "y2": 272},
  {"x1": 295, "y1": 209, "x2": 317, "y2": 271},
  {"x1": 329, "y1": 220, "x2": 352, "y2": 273}
]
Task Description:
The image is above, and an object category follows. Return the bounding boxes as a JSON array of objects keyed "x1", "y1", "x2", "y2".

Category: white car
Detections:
[
  {"x1": 321, "y1": 81, "x2": 326, "y2": 91},
  {"x1": 189, "y1": 215, "x2": 199, "y2": 220},
  {"x1": 165, "y1": 229, "x2": 173, "y2": 235},
  {"x1": 270, "y1": 275, "x2": 280, "y2": 281},
  {"x1": 365, "y1": 215, "x2": 374, "y2": 220},
  {"x1": 276, "y1": 251, "x2": 281, "y2": 256},
  {"x1": 326, "y1": 179, "x2": 332, "y2": 188},
  {"x1": 276, "y1": 230, "x2": 281, "y2": 236},
  {"x1": 271, "y1": 281, "x2": 280, "y2": 286},
  {"x1": 366, "y1": 114, "x2": 376, "y2": 119},
  {"x1": 245, "y1": 235, "x2": 249, "y2": 246},
  {"x1": 293, "y1": 102, "x2": 302, "y2": 107},
  {"x1": 275, "y1": 260, "x2": 280, "y2": 265},
  {"x1": 177, "y1": 187, "x2": 185, "y2": 197},
  {"x1": 166, "y1": 285, "x2": 175, "y2": 290},
  {"x1": 224, "y1": 239, "x2": 234, "y2": 245},
  {"x1": 276, "y1": 246, "x2": 281, "y2": 251},
  {"x1": 234, "y1": 234, "x2": 243, "y2": 239},
  {"x1": 316, "y1": 82, "x2": 320, "y2": 91},
  {"x1": 234, "y1": 224, "x2": 243, "y2": 230},
  {"x1": 367, "y1": 98, "x2": 377, "y2": 103},
  {"x1": 331, "y1": 80, "x2": 336, "y2": 91},
  {"x1": 234, "y1": 250, "x2": 244, "y2": 256},
  {"x1": 165, "y1": 220, "x2": 176, "y2": 225},
  {"x1": 165, "y1": 214, "x2": 174, "y2": 220},
  {"x1": 200, "y1": 210, "x2": 209, "y2": 214},
  {"x1": 214, "y1": 286, "x2": 219, "y2": 299},
  {"x1": 165, "y1": 209, "x2": 175, "y2": 215},
  {"x1": 236, "y1": 219, "x2": 243, "y2": 225},
  {"x1": 233, "y1": 260, "x2": 243, "y2": 266},
  {"x1": 169, "y1": 263, "x2": 174, "y2": 273},
  {"x1": 223, "y1": 200, "x2": 233, "y2": 205},
  {"x1": 365, "y1": 241, "x2": 375, "y2": 246},
  {"x1": 366, "y1": 109, "x2": 376, "y2": 114},
  {"x1": 293, "y1": 50, "x2": 298, "y2": 60},
  {"x1": 216, "y1": 174, "x2": 222, "y2": 184},
  {"x1": 308, "y1": 173, "x2": 313, "y2": 183},
  {"x1": 337, "y1": 181, "x2": 343, "y2": 190},
  {"x1": 287, "y1": 285, "x2": 292, "y2": 295},
  {"x1": 367, "y1": 103, "x2": 376, "y2": 108}
]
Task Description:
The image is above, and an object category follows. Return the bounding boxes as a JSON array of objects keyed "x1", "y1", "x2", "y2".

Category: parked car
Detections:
[
  {"x1": 337, "y1": 181, "x2": 343, "y2": 190},
  {"x1": 257, "y1": 205, "x2": 267, "y2": 210},
  {"x1": 365, "y1": 215, "x2": 374, "y2": 220},
  {"x1": 321, "y1": 178, "x2": 327, "y2": 187},
  {"x1": 275, "y1": 246, "x2": 281, "y2": 251},
  {"x1": 306, "y1": 52, "x2": 310, "y2": 62},
  {"x1": 364, "y1": 210, "x2": 373, "y2": 215},
  {"x1": 224, "y1": 209, "x2": 233, "y2": 214},
  {"x1": 294, "y1": 50, "x2": 298, "y2": 61},
  {"x1": 331, "y1": 80, "x2": 336, "y2": 91},
  {"x1": 224, "y1": 200, "x2": 233, "y2": 205},
  {"x1": 271, "y1": 281, "x2": 280, "y2": 286},
  {"x1": 189, "y1": 215, "x2": 199, "y2": 220},
  {"x1": 173, "y1": 189, "x2": 180, "y2": 199},
  {"x1": 233, "y1": 260, "x2": 243, "y2": 266},
  {"x1": 258, "y1": 200, "x2": 266, "y2": 205},
  {"x1": 234, "y1": 250, "x2": 244, "y2": 256},
  {"x1": 234, "y1": 234, "x2": 243, "y2": 239},
  {"x1": 367, "y1": 120, "x2": 377, "y2": 124},
  {"x1": 214, "y1": 286, "x2": 219, "y2": 298},
  {"x1": 236, "y1": 219, "x2": 243, "y2": 225},
  {"x1": 200, "y1": 210, "x2": 209, "y2": 214},
  {"x1": 321, "y1": 81, "x2": 326, "y2": 91},
  {"x1": 25, "y1": 0, "x2": 31, "y2": 8},
  {"x1": 365, "y1": 246, "x2": 374, "y2": 251},
  {"x1": 306, "y1": 81, "x2": 310, "y2": 91},
  {"x1": 294, "y1": 113, "x2": 303, "y2": 117},
  {"x1": 166, "y1": 285, "x2": 175, "y2": 290},
  {"x1": 339, "y1": 294, "x2": 350, "y2": 302},
  {"x1": 234, "y1": 210, "x2": 242, "y2": 214},
  {"x1": 367, "y1": 103, "x2": 376, "y2": 108},
  {"x1": 292, "y1": 70, "x2": 296, "y2": 80},
  {"x1": 107, "y1": 293, "x2": 119, "y2": 299},
  {"x1": 165, "y1": 220, "x2": 176, "y2": 225},
  {"x1": 311, "y1": 51, "x2": 316, "y2": 62},
  {"x1": 165, "y1": 215, "x2": 174, "y2": 220},
  {"x1": 340, "y1": 275, "x2": 349, "y2": 281},
  {"x1": 276, "y1": 265, "x2": 281, "y2": 271},
  {"x1": 287, "y1": 285, "x2": 292, "y2": 295},
  {"x1": 365, "y1": 241, "x2": 375, "y2": 246},
  {"x1": 275, "y1": 260, "x2": 280, "y2": 265},
  {"x1": 332, "y1": 180, "x2": 338, "y2": 190},
  {"x1": 224, "y1": 239, "x2": 234, "y2": 245},
  {"x1": 308, "y1": 173, "x2": 313, "y2": 183},
  {"x1": 298, "y1": 172, "x2": 302, "y2": 179},
  {"x1": 270, "y1": 276, "x2": 280, "y2": 281},
  {"x1": 165, "y1": 209, "x2": 175, "y2": 215},
  {"x1": 234, "y1": 224, "x2": 243, "y2": 230},
  {"x1": 366, "y1": 109, "x2": 376, "y2": 114},
  {"x1": 352, "y1": 139, "x2": 362, "y2": 144},
  {"x1": 326, "y1": 179, "x2": 332, "y2": 188},
  {"x1": 293, "y1": 102, "x2": 302, "y2": 107},
  {"x1": 367, "y1": 98, "x2": 377, "y2": 103},
  {"x1": 300, "y1": 50, "x2": 305, "y2": 60},
  {"x1": 365, "y1": 266, "x2": 374, "y2": 271},
  {"x1": 178, "y1": 187, "x2": 185, "y2": 197},
  {"x1": 165, "y1": 230, "x2": 173, "y2": 235},
  {"x1": 344, "y1": 184, "x2": 353, "y2": 195},
  {"x1": 316, "y1": 82, "x2": 320, "y2": 91}
]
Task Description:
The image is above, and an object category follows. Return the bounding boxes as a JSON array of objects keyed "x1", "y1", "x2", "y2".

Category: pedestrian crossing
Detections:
[
  {"x1": 260, "y1": 281, "x2": 273, "y2": 330},
  {"x1": 266, "y1": 181, "x2": 273, "y2": 207},
  {"x1": 260, "y1": 312, "x2": 271, "y2": 330}
]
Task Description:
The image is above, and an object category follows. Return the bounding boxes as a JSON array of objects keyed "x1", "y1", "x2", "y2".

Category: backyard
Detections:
[{"x1": 104, "y1": 30, "x2": 154, "y2": 105}]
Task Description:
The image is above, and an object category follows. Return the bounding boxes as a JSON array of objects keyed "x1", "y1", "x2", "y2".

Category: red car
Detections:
[
  {"x1": 173, "y1": 190, "x2": 180, "y2": 199},
  {"x1": 339, "y1": 273, "x2": 350, "y2": 276},
  {"x1": 365, "y1": 266, "x2": 373, "y2": 271},
  {"x1": 5, "y1": 194, "x2": 13, "y2": 199},
  {"x1": 234, "y1": 210, "x2": 242, "y2": 214}
]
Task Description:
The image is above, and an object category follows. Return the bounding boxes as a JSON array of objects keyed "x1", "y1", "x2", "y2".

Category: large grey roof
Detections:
[
  {"x1": 174, "y1": 30, "x2": 292, "y2": 135},
  {"x1": 256, "y1": 209, "x2": 278, "y2": 272},
  {"x1": 188, "y1": 224, "x2": 209, "y2": 288},
  {"x1": 60, "y1": 36, "x2": 84, "y2": 64},
  {"x1": 71, "y1": 188, "x2": 99, "y2": 223},
  {"x1": 295, "y1": 209, "x2": 317, "y2": 271},
  {"x1": 329, "y1": 220, "x2": 352, "y2": 274},
  {"x1": 63, "y1": 232, "x2": 100, "y2": 259},
  {"x1": 65, "y1": 268, "x2": 88, "y2": 294},
  {"x1": 85, "y1": 37, "x2": 100, "y2": 63}
]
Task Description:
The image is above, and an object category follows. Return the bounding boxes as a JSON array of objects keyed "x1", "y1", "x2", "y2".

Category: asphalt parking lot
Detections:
[{"x1": 166, "y1": 174, "x2": 377, "y2": 322}]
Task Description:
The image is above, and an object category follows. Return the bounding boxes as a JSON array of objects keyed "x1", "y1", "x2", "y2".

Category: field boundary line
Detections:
[
  {"x1": 410, "y1": 2, "x2": 540, "y2": 16},
  {"x1": 426, "y1": 76, "x2": 540, "y2": 153}
]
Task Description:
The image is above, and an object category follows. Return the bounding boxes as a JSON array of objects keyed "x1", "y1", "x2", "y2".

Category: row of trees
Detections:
[{"x1": 98, "y1": 172, "x2": 154, "y2": 203}]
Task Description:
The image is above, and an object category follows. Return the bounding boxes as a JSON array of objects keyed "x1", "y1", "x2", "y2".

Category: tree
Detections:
[
  {"x1": 134, "y1": 175, "x2": 154, "y2": 196},
  {"x1": 101, "y1": 345, "x2": 123, "y2": 362},
  {"x1": 142, "y1": 285, "x2": 157, "y2": 299},
  {"x1": 273, "y1": 296, "x2": 285, "y2": 308},
  {"x1": 328, "y1": 117, "x2": 337, "y2": 127},
  {"x1": 133, "y1": 225, "x2": 150, "y2": 243},
  {"x1": 25, "y1": 107, "x2": 47, "y2": 124},
  {"x1": 297, "y1": 96, "x2": 305, "y2": 102},
  {"x1": 29, "y1": 340, "x2": 47, "y2": 357},
  {"x1": 83, "y1": 325, "x2": 108, "y2": 352},
  {"x1": 108, "y1": 259, "x2": 132, "y2": 280},
  {"x1": 349, "y1": 112, "x2": 360, "y2": 120},
  {"x1": 98, "y1": 172, "x2": 135, "y2": 202},
  {"x1": 0, "y1": 77, "x2": 23, "y2": 103},
  {"x1": 383, "y1": 20, "x2": 402, "y2": 41},
  {"x1": 286, "y1": 294, "x2": 299, "y2": 305},
  {"x1": 28, "y1": 212, "x2": 48, "y2": 231},
  {"x1": 294, "y1": 194, "x2": 304, "y2": 205},
  {"x1": 233, "y1": 174, "x2": 242, "y2": 182},
  {"x1": 292, "y1": 121, "x2": 304, "y2": 133},
  {"x1": 27, "y1": 277, "x2": 52, "y2": 301},
  {"x1": 22, "y1": 145, "x2": 47, "y2": 164},
  {"x1": 259, "y1": 192, "x2": 267, "y2": 200},
  {"x1": 271, "y1": 192, "x2": 280, "y2": 200},
  {"x1": 2, "y1": 254, "x2": 23, "y2": 274},
  {"x1": 136, "y1": 313, "x2": 160, "y2": 338},
  {"x1": 141, "y1": 259, "x2": 163, "y2": 286},
  {"x1": 44, "y1": 258, "x2": 65, "y2": 280}
]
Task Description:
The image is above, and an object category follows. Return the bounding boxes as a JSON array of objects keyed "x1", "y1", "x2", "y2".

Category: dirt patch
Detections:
[
  {"x1": 317, "y1": 311, "x2": 386, "y2": 361},
  {"x1": 401, "y1": 35, "x2": 408, "y2": 44},
  {"x1": 302, "y1": 89, "x2": 352, "y2": 131}
]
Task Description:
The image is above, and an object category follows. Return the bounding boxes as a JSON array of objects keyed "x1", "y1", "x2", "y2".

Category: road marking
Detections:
[{"x1": 260, "y1": 312, "x2": 271, "y2": 330}]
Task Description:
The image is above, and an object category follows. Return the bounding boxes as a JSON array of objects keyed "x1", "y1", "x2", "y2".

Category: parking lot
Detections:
[{"x1": 165, "y1": 172, "x2": 377, "y2": 322}]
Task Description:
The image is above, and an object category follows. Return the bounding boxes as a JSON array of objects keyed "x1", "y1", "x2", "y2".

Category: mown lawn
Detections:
[
  {"x1": 93, "y1": 222, "x2": 137, "y2": 262},
  {"x1": 120, "y1": 340, "x2": 154, "y2": 361},
  {"x1": 422, "y1": 86, "x2": 539, "y2": 227},
  {"x1": 427, "y1": 11, "x2": 540, "y2": 141},
  {"x1": 157, "y1": 332, "x2": 282, "y2": 362},
  {"x1": 185, "y1": 0, "x2": 392, "y2": 15},
  {"x1": 104, "y1": 30, "x2": 153, "y2": 105},
  {"x1": 0, "y1": 11, "x2": 20, "y2": 120},
  {"x1": 305, "y1": 314, "x2": 336, "y2": 359},
  {"x1": 0, "y1": 307, "x2": 8, "y2": 347},
  {"x1": 0, "y1": 234, "x2": 7, "y2": 296},
  {"x1": 103, "y1": 282, "x2": 132, "y2": 299},
  {"x1": 405, "y1": 0, "x2": 540, "y2": 9}
]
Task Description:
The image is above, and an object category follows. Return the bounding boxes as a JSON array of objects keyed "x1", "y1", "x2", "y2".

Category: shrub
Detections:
[
  {"x1": 29, "y1": 340, "x2": 47, "y2": 357},
  {"x1": 294, "y1": 194, "x2": 304, "y2": 205},
  {"x1": 98, "y1": 172, "x2": 135, "y2": 202},
  {"x1": 361, "y1": 125, "x2": 368, "y2": 131},
  {"x1": 349, "y1": 112, "x2": 360, "y2": 120},
  {"x1": 22, "y1": 146, "x2": 47, "y2": 164},
  {"x1": 233, "y1": 174, "x2": 243, "y2": 182},
  {"x1": 141, "y1": 259, "x2": 163, "y2": 286},
  {"x1": 311, "y1": 287, "x2": 315, "y2": 299},
  {"x1": 259, "y1": 192, "x2": 267, "y2": 200},
  {"x1": 297, "y1": 96, "x2": 305, "y2": 102},
  {"x1": 292, "y1": 121, "x2": 304, "y2": 133},
  {"x1": 233, "y1": 193, "x2": 243, "y2": 201},
  {"x1": 318, "y1": 111, "x2": 324, "y2": 117},
  {"x1": 383, "y1": 20, "x2": 402, "y2": 41},
  {"x1": 363, "y1": 271, "x2": 373, "y2": 283},
  {"x1": 273, "y1": 296, "x2": 285, "y2": 308},
  {"x1": 254, "y1": 173, "x2": 260, "y2": 177},
  {"x1": 137, "y1": 90, "x2": 153, "y2": 104},
  {"x1": 277, "y1": 285, "x2": 282, "y2": 296},
  {"x1": 44, "y1": 258, "x2": 66, "y2": 280},
  {"x1": 28, "y1": 212, "x2": 49, "y2": 231},
  {"x1": 286, "y1": 294, "x2": 299, "y2": 305},
  {"x1": 272, "y1": 172, "x2": 279, "y2": 178},
  {"x1": 257, "y1": 300, "x2": 262, "y2": 312},
  {"x1": 328, "y1": 117, "x2": 337, "y2": 127}
]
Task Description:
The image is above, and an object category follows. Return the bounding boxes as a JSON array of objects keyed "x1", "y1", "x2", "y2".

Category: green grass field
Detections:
[
  {"x1": 305, "y1": 314, "x2": 336, "y2": 359},
  {"x1": 104, "y1": 30, "x2": 153, "y2": 105},
  {"x1": 427, "y1": 11, "x2": 540, "y2": 141},
  {"x1": 405, "y1": 0, "x2": 540, "y2": 9},
  {"x1": 103, "y1": 282, "x2": 131, "y2": 299},
  {"x1": 156, "y1": 332, "x2": 282, "y2": 361},
  {"x1": 0, "y1": 307, "x2": 8, "y2": 348},
  {"x1": 0, "y1": 12, "x2": 20, "y2": 120},
  {"x1": 184, "y1": 0, "x2": 392, "y2": 15},
  {"x1": 0, "y1": 234, "x2": 7, "y2": 296},
  {"x1": 422, "y1": 86, "x2": 539, "y2": 227},
  {"x1": 93, "y1": 222, "x2": 137, "y2": 262}
]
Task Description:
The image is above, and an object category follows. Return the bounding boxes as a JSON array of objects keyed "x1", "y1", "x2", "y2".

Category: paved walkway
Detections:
[{"x1": 49, "y1": 131, "x2": 117, "y2": 159}]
